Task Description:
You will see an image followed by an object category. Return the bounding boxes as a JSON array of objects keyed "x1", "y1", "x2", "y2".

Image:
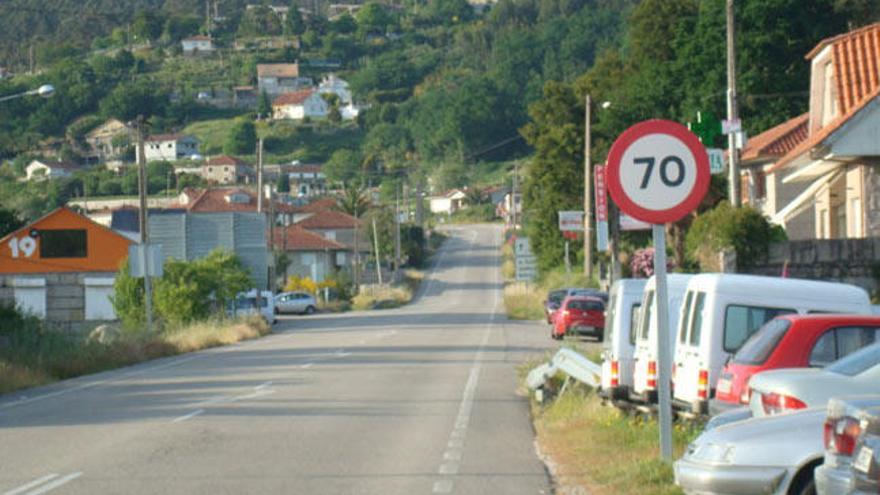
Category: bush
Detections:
[{"x1": 685, "y1": 203, "x2": 786, "y2": 271}]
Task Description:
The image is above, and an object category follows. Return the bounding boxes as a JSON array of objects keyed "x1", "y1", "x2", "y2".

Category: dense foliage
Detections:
[{"x1": 685, "y1": 203, "x2": 787, "y2": 271}]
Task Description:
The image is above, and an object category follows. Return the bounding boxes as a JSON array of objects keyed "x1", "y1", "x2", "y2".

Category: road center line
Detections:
[
  {"x1": 20, "y1": 472, "x2": 81, "y2": 495},
  {"x1": 300, "y1": 362, "x2": 314, "y2": 369},
  {"x1": 172, "y1": 409, "x2": 204, "y2": 423},
  {"x1": 2, "y1": 475, "x2": 58, "y2": 495},
  {"x1": 254, "y1": 381, "x2": 273, "y2": 391}
]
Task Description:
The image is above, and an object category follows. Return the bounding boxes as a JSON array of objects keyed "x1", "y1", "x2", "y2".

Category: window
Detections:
[
  {"x1": 604, "y1": 295, "x2": 617, "y2": 345},
  {"x1": 755, "y1": 171, "x2": 766, "y2": 200},
  {"x1": 679, "y1": 291, "x2": 694, "y2": 344},
  {"x1": 39, "y1": 229, "x2": 87, "y2": 258},
  {"x1": 723, "y1": 305, "x2": 794, "y2": 352},
  {"x1": 568, "y1": 300, "x2": 603, "y2": 311},
  {"x1": 733, "y1": 318, "x2": 792, "y2": 366},
  {"x1": 639, "y1": 291, "x2": 654, "y2": 341},
  {"x1": 688, "y1": 292, "x2": 707, "y2": 346},
  {"x1": 810, "y1": 332, "x2": 836, "y2": 367},
  {"x1": 628, "y1": 303, "x2": 641, "y2": 346},
  {"x1": 826, "y1": 342, "x2": 880, "y2": 376},
  {"x1": 810, "y1": 326, "x2": 880, "y2": 367}
]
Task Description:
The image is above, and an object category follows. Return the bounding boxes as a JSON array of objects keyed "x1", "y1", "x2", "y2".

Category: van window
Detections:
[
  {"x1": 723, "y1": 305, "x2": 795, "y2": 352},
  {"x1": 640, "y1": 291, "x2": 654, "y2": 341},
  {"x1": 604, "y1": 295, "x2": 617, "y2": 345},
  {"x1": 733, "y1": 318, "x2": 792, "y2": 365},
  {"x1": 679, "y1": 291, "x2": 694, "y2": 344},
  {"x1": 628, "y1": 303, "x2": 641, "y2": 346},
  {"x1": 688, "y1": 292, "x2": 707, "y2": 346}
]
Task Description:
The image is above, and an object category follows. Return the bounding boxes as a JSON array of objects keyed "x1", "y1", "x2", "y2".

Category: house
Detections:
[
  {"x1": 762, "y1": 23, "x2": 880, "y2": 240},
  {"x1": 287, "y1": 164, "x2": 327, "y2": 196},
  {"x1": 0, "y1": 207, "x2": 133, "y2": 328},
  {"x1": 257, "y1": 63, "x2": 311, "y2": 96},
  {"x1": 25, "y1": 160, "x2": 79, "y2": 181},
  {"x1": 272, "y1": 224, "x2": 349, "y2": 282},
  {"x1": 294, "y1": 209, "x2": 367, "y2": 253},
  {"x1": 429, "y1": 189, "x2": 468, "y2": 215},
  {"x1": 85, "y1": 118, "x2": 135, "y2": 162},
  {"x1": 318, "y1": 74, "x2": 353, "y2": 105},
  {"x1": 181, "y1": 35, "x2": 215, "y2": 55},
  {"x1": 201, "y1": 155, "x2": 254, "y2": 185},
  {"x1": 139, "y1": 134, "x2": 200, "y2": 163},
  {"x1": 174, "y1": 187, "x2": 297, "y2": 225},
  {"x1": 739, "y1": 114, "x2": 812, "y2": 237},
  {"x1": 272, "y1": 89, "x2": 329, "y2": 120}
]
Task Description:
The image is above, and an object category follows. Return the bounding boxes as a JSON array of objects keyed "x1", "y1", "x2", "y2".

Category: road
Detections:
[{"x1": 0, "y1": 224, "x2": 565, "y2": 495}]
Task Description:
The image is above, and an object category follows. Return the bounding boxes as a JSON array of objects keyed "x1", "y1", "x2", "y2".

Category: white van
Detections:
[
  {"x1": 672, "y1": 274, "x2": 870, "y2": 415},
  {"x1": 630, "y1": 274, "x2": 694, "y2": 404},
  {"x1": 600, "y1": 279, "x2": 647, "y2": 401},
  {"x1": 229, "y1": 290, "x2": 277, "y2": 325}
]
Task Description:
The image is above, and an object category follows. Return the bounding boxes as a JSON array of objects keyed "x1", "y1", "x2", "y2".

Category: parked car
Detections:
[
  {"x1": 600, "y1": 279, "x2": 646, "y2": 401},
  {"x1": 714, "y1": 315, "x2": 880, "y2": 413},
  {"x1": 544, "y1": 288, "x2": 608, "y2": 324},
  {"x1": 630, "y1": 274, "x2": 693, "y2": 404},
  {"x1": 229, "y1": 290, "x2": 276, "y2": 324},
  {"x1": 673, "y1": 274, "x2": 870, "y2": 415},
  {"x1": 815, "y1": 396, "x2": 880, "y2": 495},
  {"x1": 275, "y1": 291, "x2": 317, "y2": 315},
  {"x1": 676, "y1": 406, "x2": 827, "y2": 495},
  {"x1": 748, "y1": 342, "x2": 880, "y2": 418},
  {"x1": 551, "y1": 295, "x2": 605, "y2": 340}
]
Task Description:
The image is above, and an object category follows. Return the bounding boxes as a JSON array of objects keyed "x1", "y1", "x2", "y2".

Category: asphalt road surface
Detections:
[{"x1": 0, "y1": 224, "x2": 568, "y2": 495}]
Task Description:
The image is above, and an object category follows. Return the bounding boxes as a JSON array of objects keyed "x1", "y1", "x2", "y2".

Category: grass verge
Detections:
[
  {"x1": 0, "y1": 316, "x2": 270, "y2": 395},
  {"x1": 504, "y1": 282, "x2": 546, "y2": 320},
  {"x1": 529, "y1": 381, "x2": 699, "y2": 495},
  {"x1": 351, "y1": 268, "x2": 424, "y2": 310}
]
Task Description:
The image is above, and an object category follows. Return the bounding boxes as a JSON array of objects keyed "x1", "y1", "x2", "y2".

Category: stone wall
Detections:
[{"x1": 741, "y1": 238, "x2": 880, "y2": 294}]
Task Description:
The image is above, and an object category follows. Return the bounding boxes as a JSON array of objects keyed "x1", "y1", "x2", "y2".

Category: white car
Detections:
[
  {"x1": 815, "y1": 396, "x2": 880, "y2": 495},
  {"x1": 748, "y1": 343, "x2": 880, "y2": 418},
  {"x1": 676, "y1": 407, "x2": 827, "y2": 495},
  {"x1": 229, "y1": 290, "x2": 276, "y2": 324},
  {"x1": 274, "y1": 291, "x2": 317, "y2": 315}
]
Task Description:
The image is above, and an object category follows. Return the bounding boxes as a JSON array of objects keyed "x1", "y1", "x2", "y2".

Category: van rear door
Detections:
[
  {"x1": 673, "y1": 291, "x2": 705, "y2": 405},
  {"x1": 632, "y1": 290, "x2": 654, "y2": 395}
]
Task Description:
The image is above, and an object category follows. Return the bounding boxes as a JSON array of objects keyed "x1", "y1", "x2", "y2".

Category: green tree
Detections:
[
  {"x1": 276, "y1": 171, "x2": 290, "y2": 193},
  {"x1": 0, "y1": 206, "x2": 23, "y2": 237},
  {"x1": 100, "y1": 81, "x2": 164, "y2": 121},
  {"x1": 258, "y1": 90, "x2": 272, "y2": 120},
  {"x1": 224, "y1": 119, "x2": 257, "y2": 155},
  {"x1": 111, "y1": 261, "x2": 145, "y2": 331},
  {"x1": 324, "y1": 149, "x2": 362, "y2": 184},
  {"x1": 336, "y1": 183, "x2": 370, "y2": 218},
  {"x1": 686, "y1": 203, "x2": 787, "y2": 271},
  {"x1": 286, "y1": 1, "x2": 306, "y2": 35}
]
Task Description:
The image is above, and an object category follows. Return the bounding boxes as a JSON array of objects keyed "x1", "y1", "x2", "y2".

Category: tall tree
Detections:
[{"x1": 224, "y1": 119, "x2": 257, "y2": 155}]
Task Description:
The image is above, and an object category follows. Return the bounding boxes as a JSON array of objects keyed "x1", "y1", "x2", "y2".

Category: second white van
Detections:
[
  {"x1": 672, "y1": 273, "x2": 871, "y2": 415},
  {"x1": 600, "y1": 279, "x2": 647, "y2": 401},
  {"x1": 630, "y1": 274, "x2": 694, "y2": 404}
]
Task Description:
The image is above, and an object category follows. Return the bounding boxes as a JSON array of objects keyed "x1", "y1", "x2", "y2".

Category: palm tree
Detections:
[{"x1": 336, "y1": 183, "x2": 370, "y2": 218}]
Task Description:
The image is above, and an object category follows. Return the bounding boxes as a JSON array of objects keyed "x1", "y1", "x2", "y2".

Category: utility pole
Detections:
[
  {"x1": 726, "y1": 0, "x2": 741, "y2": 207},
  {"x1": 511, "y1": 162, "x2": 518, "y2": 230},
  {"x1": 268, "y1": 186, "x2": 276, "y2": 293},
  {"x1": 136, "y1": 116, "x2": 153, "y2": 333},
  {"x1": 372, "y1": 218, "x2": 383, "y2": 285},
  {"x1": 609, "y1": 202, "x2": 622, "y2": 284},
  {"x1": 584, "y1": 94, "x2": 593, "y2": 280},
  {"x1": 395, "y1": 186, "x2": 402, "y2": 282},
  {"x1": 255, "y1": 137, "x2": 264, "y2": 310}
]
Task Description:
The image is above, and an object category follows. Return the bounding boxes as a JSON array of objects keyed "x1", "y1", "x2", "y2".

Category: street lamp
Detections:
[{"x1": 0, "y1": 84, "x2": 55, "y2": 103}]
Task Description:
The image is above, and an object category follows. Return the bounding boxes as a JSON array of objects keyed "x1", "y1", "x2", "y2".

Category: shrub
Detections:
[
  {"x1": 284, "y1": 275, "x2": 318, "y2": 294},
  {"x1": 686, "y1": 203, "x2": 786, "y2": 271}
]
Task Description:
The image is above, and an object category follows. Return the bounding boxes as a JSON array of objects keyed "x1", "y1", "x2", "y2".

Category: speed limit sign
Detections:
[{"x1": 605, "y1": 120, "x2": 710, "y2": 224}]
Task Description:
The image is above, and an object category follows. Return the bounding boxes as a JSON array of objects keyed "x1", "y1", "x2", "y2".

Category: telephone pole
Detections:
[
  {"x1": 256, "y1": 137, "x2": 264, "y2": 309},
  {"x1": 136, "y1": 116, "x2": 153, "y2": 333},
  {"x1": 726, "y1": 0, "x2": 741, "y2": 207},
  {"x1": 584, "y1": 94, "x2": 593, "y2": 280}
]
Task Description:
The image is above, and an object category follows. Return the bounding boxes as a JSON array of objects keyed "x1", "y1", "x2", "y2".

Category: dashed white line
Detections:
[
  {"x1": 254, "y1": 381, "x2": 273, "y2": 391},
  {"x1": 3, "y1": 474, "x2": 58, "y2": 495},
  {"x1": 20, "y1": 473, "x2": 82, "y2": 495},
  {"x1": 300, "y1": 362, "x2": 314, "y2": 369},
  {"x1": 432, "y1": 480, "x2": 454, "y2": 494},
  {"x1": 172, "y1": 409, "x2": 204, "y2": 423}
]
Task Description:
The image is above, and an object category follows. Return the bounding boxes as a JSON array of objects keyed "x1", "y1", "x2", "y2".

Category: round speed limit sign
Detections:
[{"x1": 605, "y1": 120, "x2": 710, "y2": 224}]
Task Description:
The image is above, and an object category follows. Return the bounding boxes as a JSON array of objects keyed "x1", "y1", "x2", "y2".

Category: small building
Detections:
[
  {"x1": 318, "y1": 74, "x2": 353, "y2": 105},
  {"x1": 293, "y1": 209, "x2": 366, "y2": 253},
  {"x1": 257, "y1": 63, "x2": 310, "y2": 96},
  {"x1": 0, "y1": 207, "x2": 133, "y2": 329},
  {"x1": 182, "y1": 35, "x2": 215, "y2": 56},
  {"x1": 429, "y1": 189, "x2": 468, "y2": 215},
  {"x1": 273, "y1": 224, "x2": 349, "y2": 282},
  {"x1": 201, "y1": 155, "x2": 254, "y2": 185},
  {"x1": 287, "y1": 164, "x2": 327, "y2": 196},
  {"x1": 139, "y1": 134, "x2": 200, "y2": 163},
  {"x1": 272, "y1": 90, "x2": 329, "y2": 120},
  {"x1": 25, "y1": 160, "x2": 79, "y2": 181},
  {"x1": 174, "y1": 187, "x2": 297, "y2": 225},
  {"x1": 85, "y1": 118, "x2": 135, "y2": 162}
]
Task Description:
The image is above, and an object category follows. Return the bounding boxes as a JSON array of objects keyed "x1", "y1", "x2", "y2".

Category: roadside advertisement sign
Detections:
[
  {"x1": 594, "y1": 165, "x2": 609, "y2": 252},
  {"x1": 557, "y1": 210, "x2": 584, "y2": 232}
]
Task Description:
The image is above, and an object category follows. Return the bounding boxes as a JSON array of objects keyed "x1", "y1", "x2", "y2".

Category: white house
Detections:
[
  {"x1": 25, "y1": 160, "x2": 78, "y2": 181},
  {"x1": 272, "y1": 90, "x2": 329, "y2": 120},
  {"x1": 318, "y1": 74, "x2": 353, "y2": 105},
  {"x1": 181, "y1": 35, "x2": 215, "y2": 55},
  {"x1": 138, "y1": 134, "x2": 200, "y2": 163},
  {"x1": 429, "y1": 189, "x2": 468, "y2": 215}
]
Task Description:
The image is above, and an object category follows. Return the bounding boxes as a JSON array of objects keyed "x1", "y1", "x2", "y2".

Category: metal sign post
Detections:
[{"x1": 605, "y1": 119, "x2": 710, "y2": 462}]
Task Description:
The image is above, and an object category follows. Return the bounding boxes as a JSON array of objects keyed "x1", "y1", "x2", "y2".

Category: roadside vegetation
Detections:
[{"x1": 352, "y1": 268, "x2": 424, "y2": 310}]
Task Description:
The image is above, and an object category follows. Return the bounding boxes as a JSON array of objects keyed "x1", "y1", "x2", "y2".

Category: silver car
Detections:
[
  {"x1": 274, "y1": 291, "x2": 318, "y2": 315},
  {"x1": 815, "y1": 397, "x2": 880, "y2": 494},
  {"x1": 748, "y1": 343, "x2": 880, "y2": 418},
  {"x1": 675, "y1": 407, "x2": 826, "y2": 495}
]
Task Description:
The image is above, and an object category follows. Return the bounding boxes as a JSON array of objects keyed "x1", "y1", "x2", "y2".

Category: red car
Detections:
[
  {"x1": 551, "y1": 295, "x2": 605, "y2": 341},
  {"x1": 713, "y1": 314, "x2": 880, "y2": 409}
]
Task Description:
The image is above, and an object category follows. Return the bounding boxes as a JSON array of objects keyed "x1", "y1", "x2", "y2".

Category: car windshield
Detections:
[
  {"x1": 826, "y1": 342, "x2": 880, "y2": 376},
  {"x1": 732, "y1": 318, "x2": 792, "y2": 366}
]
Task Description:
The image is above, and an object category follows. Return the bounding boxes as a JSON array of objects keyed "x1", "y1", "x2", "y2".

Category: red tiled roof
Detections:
[
  {"x1": 273, "y1": 89, "x2": 314, "y2": 106},
  {"x1": 741, "y1": 113, "x2": 809, "y2": 163},
  {"x1": 203, "y1": 155, "x2": 250, "y2": 167},
  {"x1": 295, "y1": 209, "x2": 360, "y2": 229},
  {"x1": 294, "y1": 197, "x2": 338, "y2": 213},
  {"x1": 272, "y1": 224, "x2": 347, "y2": 251},
  {"x1": 172, "y1": 187, "x2": 296, "y2": 213},
  {"x1": 257, "y1": 63, "x2": 300, "y2": 78},
  {"x1": 184, "y1": 35, "x2": 212, "y2": 42}
]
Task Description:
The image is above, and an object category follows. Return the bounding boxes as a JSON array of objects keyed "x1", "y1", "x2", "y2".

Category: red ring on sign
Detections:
[{"x1": 605, "y1": 119, "x2": 710, "y2": 225}]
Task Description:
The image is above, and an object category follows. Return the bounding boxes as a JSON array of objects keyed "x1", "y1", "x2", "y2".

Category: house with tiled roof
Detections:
[
  {"x1": 272, "y1": 224, "x2": 349, "y2": 282},
  {"x1": 272, "y1": 89, "x2": 329, "y2": 120},
  {"x1": 181, "y1": 35, "x2": 215, "y2": 56},
  {"x1": 758, "y1": 23, "x2": 880, "y2": 240},
  {"x1": 257, "y1": 63, "x2": 311, "y2": 96},
  {"x1": 294, "y1": 209, "x2": 367, "y2": 253},
  {"x1": 201, "y1": 155, "x2": 254, "y2": 185},
  {"x1": 173, "y1": 187, "x2": 297, "y2": 225},
  {"x1": 138, "y1": 133, "x2": 199, "y2": 163}
]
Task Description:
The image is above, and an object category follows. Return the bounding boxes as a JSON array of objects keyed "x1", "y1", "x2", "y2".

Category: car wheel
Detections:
[{"x1": 305, "y1": 305, "x2": 316, "y2": 315}]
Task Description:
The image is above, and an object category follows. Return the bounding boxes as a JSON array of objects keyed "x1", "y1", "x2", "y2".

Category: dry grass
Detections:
[
  {"x1": 352, "y1": 284, "x2": 414, "y2": 310},
  {"x1": 504, "y1": 282, "x2": 545, "y2": 320},
  {"x1": 161, "y1": 317, "x2": 270, "y2": 353},
  {"x1": 532, "y1": 384, "x2": 698, "y2": 495}
]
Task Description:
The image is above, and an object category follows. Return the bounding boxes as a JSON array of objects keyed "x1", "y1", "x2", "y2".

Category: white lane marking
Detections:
[
  {"x1": 300, "y1": 363, "x2": 314, "y2": 369},
  {"x1": 442, "y1": 450, "x2": 462, "y2": 461},
  {"x1": 172, "y1": 409, "x2": 204, "y2": 423},
  {"x1": 432, "y1": 480, "x2": 454, "y2": 494},
  {"x1": 448, "y1": 438, "x2": 463, "y2": 448},
  {"x1": 20, "y1": 472, "x2": 81, "y2": 495},
  {"x1": 438, "y1": 463, "x2": 459, "y2": 475},
  {"x1": 236, "y1": 389, "x2": 275, "y2": 401},
  {"x1": 255, "y1": 381, "x2": 273, "y2": 391},
  {"x1": 3, "y1": 475, "x2": 58, "y2": 495}
]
